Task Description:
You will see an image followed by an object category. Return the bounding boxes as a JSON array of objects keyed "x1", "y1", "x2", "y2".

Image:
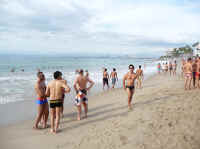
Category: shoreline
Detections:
[
  {"x1": 0, "y1": 70, "x2": 156, "y2": 126},
  {"x1": 3, "y1": 66, "x2": 200, "y2": 149}
]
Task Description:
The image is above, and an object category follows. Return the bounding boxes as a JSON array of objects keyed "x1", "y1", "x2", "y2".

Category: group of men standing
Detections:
[
  {"x1": 182, "y1": 57, "x2": 200, "y2": 90},
  {"x1": 34, "y1": 64, "x2": 144, "y2": 134},
  {"x1": 157, "y1": 61, "x2": 177, "y2": 76}
]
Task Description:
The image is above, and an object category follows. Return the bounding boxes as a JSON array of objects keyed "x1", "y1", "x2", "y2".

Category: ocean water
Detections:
[{"x1": 0, "y1": 55, "x2": 158, "y2": 105}]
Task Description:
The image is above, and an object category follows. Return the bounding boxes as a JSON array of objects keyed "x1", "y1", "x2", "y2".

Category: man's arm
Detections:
[
  {"x1": 73, "y1": 78, "x2": 79, "y2": 94},
  {"x1": 45, "y1": 84, "x2": 50, "y2": 97},
  {"x1": 116, "y1": 72, "x2": 118, "y2": 81},
  {"x1": 62, "y1": 82, "x2": 71, "y2": 93},
  {"x1": 87, "y1": 78, "x2": 94, "y2": 91},
  {"x1": 123, "y1": 75, "x2": 126, "y2": 90}
]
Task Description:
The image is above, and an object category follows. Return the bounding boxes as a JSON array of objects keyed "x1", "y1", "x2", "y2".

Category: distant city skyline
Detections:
[{"x1": 0, "y1": 0, "x2": 200, "y2": 56}]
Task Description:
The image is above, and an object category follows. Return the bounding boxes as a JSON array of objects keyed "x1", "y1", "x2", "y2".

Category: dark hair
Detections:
[
  {"x1": 79, "y1": 69, "x2": 84, "y2": 74},
  {"x1": 113, "y1": 68, "x2": 116, "y2": 71},
  {"x1": 37, "y1": 72, "x2": 43, "y2": 77},
  {"x1": 105, "y1": 68, "x2": 107, "y2": 71},
  {"x1": 139, "y1": 65, "x2": 141, "y2": 68},
  {"x1": 54, "y1": 71, "x2": 62, "y2": 79},
  {"x1": 129, "y1": 64, "x2": 134, "y2": 69},
  {"x1": 188, "y1": 57, "x2": 192, "y2": 61}
]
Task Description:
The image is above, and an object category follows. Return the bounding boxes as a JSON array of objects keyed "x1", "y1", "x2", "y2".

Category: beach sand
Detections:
[{"x1": 1, "y1": 73, "x2": 200, "y2": 149}]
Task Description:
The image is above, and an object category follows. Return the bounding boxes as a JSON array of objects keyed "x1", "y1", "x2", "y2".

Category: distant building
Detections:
[
  {"x1": 192, "y1": 42, "x2": 200, "y2": 57},
  {"x1": 166, "y1": 48, "x2": 174, "y2": 57}
]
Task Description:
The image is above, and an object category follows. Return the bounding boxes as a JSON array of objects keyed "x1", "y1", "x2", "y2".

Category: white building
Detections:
[{"x1": 192, "y1": 42, "x2": 200, "y2": 56}]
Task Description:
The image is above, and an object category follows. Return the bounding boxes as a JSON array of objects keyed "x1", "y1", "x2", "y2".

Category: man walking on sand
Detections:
[
  {"x1": 34, "y1": 72, "x2": 49, "y2": 129},
  {"x1": 103, "y1": 68, "x2": 110, "y2": 90},
  {"x1": 46, "y1": 71, "x2": 71, "y2": 134},
  {"x1": 183, "y1": 58, "x2": 192, "y2": 90},
  {"x1": 123, "y1": 64, "x2": 138, "y2": 110},
  {"x1": 136, "y1": 65, "x2": 144, "y2": 89},
  {"x1": 74, "y1": 69, "x2": 94, "y2": 120},
  {"x1": 172, "y1": 60, "x2": 177, "y2": 76},
  {"x1": 110, "y1": 68, "x2": 118, "y2": 88}
]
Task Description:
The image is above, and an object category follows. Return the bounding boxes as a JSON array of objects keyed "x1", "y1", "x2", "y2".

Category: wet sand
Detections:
[{"x1": 1, "y1": 72, "x2": 200, "y2": 149}]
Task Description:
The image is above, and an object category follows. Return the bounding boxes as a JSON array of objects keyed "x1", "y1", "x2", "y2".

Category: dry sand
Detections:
[{"x1": 1, "y1": 73, "x2": 200, "y2": 149}]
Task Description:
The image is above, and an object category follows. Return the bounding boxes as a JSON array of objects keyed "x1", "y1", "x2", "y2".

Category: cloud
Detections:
[{"x1": 0, "y1": 0, "x2": 200, "y2": 56}]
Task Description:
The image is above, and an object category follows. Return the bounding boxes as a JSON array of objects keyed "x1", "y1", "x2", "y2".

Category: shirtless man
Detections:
[
  {"x1": 34, "y1": 72, "x2": 49, "y2": 129},
  {"x1": 46, "y1": 71, "x2": 71, "y2": 133},
  {"x1": 136, "y1": 65, "x2": 144, "y2": 89},
  {"x1": 181, "y1": 59, "x2": 186, "y2": 78},
  {"x1": 192, "y1": 59, "x2": 197, "y2": 88},
  {"x1": 165, "y1": 62, "x2": 168, "y2": 74},
  {"x1": 74, "y1": 69, "x2": 94, "y2": 120},
  {"x1": 183, "y1": 58, "x2": 192, "y2": 90},
  {"x1": 172, "y1": 60, "x2": 177, "y2": 76},
  {"x1": 60, "y1": 79, "x2": 67, "y2": 118},
  {"x1": 85, "y1": 70, "x2": 89, "y2": 78},
  {"x1": 196, "y1": 58, "x2": 200, "y2": 88},
  {"x1": 103, "y1": 68, "x2": 110, "y2": 90},
  {"x1": 110, "y1": 68, "x2": 118, "y2": 88},
  {"x1": 123, "y1": 64, "x2": 138, "y2": 110},
  {"x1": 169, "y1": 62, "x2": 173, "y2": 76}
]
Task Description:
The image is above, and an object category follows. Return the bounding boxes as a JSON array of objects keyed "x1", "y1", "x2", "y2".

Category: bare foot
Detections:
[
  {"x1": 33, "y1": 126, "x2": 39, "y2": 130},
  {"x1": 50, "y1": 129, "x2": 56, "y2": 134},
  {"x1": 83, "y1": 115, "x2": 87, "y2": 119},
  {"x1": 77, "y1": 116, "x2": 81, "y2": 121}
]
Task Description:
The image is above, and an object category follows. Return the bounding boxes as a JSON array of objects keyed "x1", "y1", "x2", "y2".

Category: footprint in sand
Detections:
[{"x1": 119, "y1": 135, "x2": 129, "y2": 145}]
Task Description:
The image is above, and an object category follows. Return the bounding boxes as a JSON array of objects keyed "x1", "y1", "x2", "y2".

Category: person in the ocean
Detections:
[
  {"x1": 74, "y1": 69, "x2": 94, "y2": 120},
  {"x1": 123, "y1": 64, "x2": 138, "y2": 110}
]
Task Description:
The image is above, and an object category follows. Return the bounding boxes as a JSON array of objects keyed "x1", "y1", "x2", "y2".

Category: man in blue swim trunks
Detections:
[{"x1": 33, "y1": 72, "x2": 49, "y2": 129}]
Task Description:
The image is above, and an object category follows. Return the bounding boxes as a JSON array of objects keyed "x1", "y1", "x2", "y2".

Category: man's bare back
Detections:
[
  {"x1": 184, "y1": 62, "x2": 192, "y2": 74},
  {"x1": 111, "y1": 71, "x2": 117, "y2": 78},
  {"x1": 46, "y1": 80, "x2": 70, "y2": 100}
]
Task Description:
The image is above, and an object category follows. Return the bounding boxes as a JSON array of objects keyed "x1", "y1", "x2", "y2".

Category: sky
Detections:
[{"x1": 0, "y1": 0, "x2": 200, "y2": 56}]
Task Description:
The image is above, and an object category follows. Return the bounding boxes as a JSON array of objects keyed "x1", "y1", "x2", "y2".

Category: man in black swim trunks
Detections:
[
  {"x1": 46, "y1": 71, "x2": 71, "y2": 134},
  {"x1": 123, "y1": 64, "x2": 138, "y2": 110},
  {"x1": 103, "y1": 68, "x2": 110, "y2": 90}
]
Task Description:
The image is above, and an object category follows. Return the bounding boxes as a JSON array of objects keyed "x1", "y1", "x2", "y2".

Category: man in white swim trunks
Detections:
[{"x1": 74, "y1": 69, "x2": 94, "y2": 120}]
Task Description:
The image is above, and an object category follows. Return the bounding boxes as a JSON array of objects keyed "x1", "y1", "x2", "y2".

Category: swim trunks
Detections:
[
  {"x1": 112, "y1": 78, "x2": 116, "y2": 85},
  {"x1": 49, "y1": 100, "x2": 63, "y2": 108},
  {"x1": 126, "y1": 85, "x2": 135, "y2": 91},
  {"x1": 75, "y1": 90, "x2": 88, "y2": 106},
  {"x1": 36, "y1": 99, "x2": 48, "y2": 105},
  {"x1": 196, "y1": 72, "x2": 199, "y2": 77},
  {"x1": 103, "y1": 78, "x2": 109, "y2": 85},
  {"x1": 185, "y1": 73, "x2": 192, "y2": 79}
]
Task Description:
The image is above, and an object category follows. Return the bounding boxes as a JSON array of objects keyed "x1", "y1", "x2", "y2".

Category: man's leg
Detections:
[
  {"x1": 55, "y1": 107, "x2": 61, "y2": 133},
  {"x1": 76, "y1": 105, "x2": 81, "y2": 120},
  {"x1": 33, "y1": 104, "x2": 43, "y2": 129},
  {"x1": 126, "y1": 88, "x2": 134, "y2": 109},
  {"x1": 83, "y1": 102, "x2": 88, "y2": 118},
  {"x1": 60, "y1": 100, "x2": 64, "y2": 118},
  {"x1": 188, "y1": 76, "x2": 192, "y2": 90},
  {"x1": 43, "y1": 102, "x2": 49, "y2": 128},
  {"x1": 50, "y1": 108, "x2": 56, "y2": 133},
  {"x1": 184, "y1": 76, "x2": 188, "y2": 90}
]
